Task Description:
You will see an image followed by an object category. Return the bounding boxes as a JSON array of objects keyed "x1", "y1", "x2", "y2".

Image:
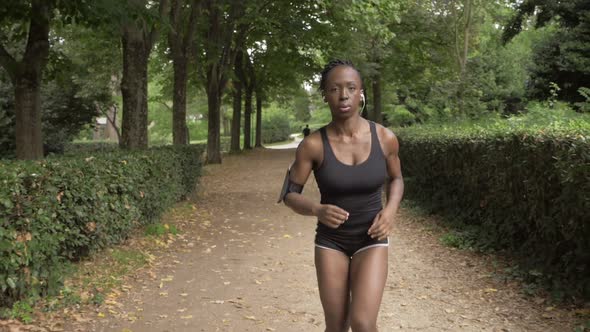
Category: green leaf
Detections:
[{"x1": 6, "y1": 277, "x2": 16, "y2": 289}]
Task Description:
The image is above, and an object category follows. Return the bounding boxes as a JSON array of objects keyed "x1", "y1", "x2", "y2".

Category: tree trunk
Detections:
[
  {"x1": 105, "y1": 104, "x2": 121, "y2": 142},
  {"x1": 372, "y1": 75, "x2": 382, "y2": 124},
  {"x1": 14, "y1": 77, "x2": 43, "y2": 159},
  {"x1": 203, "y1": 0, "x2": 244, "y2": 163},
  {"x1": 169, "y1": 0, "x2": 199, "y2": 145},
  {"x1": 230, "y1": 82, "x2": 242, "y2": 152},
  {"x1": 230, "y1": 50, "x2": 244, "y2": 152},
  {"x1": 243, "y1": 54, "x2": 255, "y2": 150},
  {"x1": 255, "y1": 92, "x2": 262, "y2": 147},
  {"x1": 206, "y1": 63, "x2": 222, "y2": 163},
  {"x1": 172, "y1": 56, "x2": 188, "y2": 145},
  {"x1": 120, "y1": 27, "x2": 151, "y2": 149},
  {"x1": 244, "y1": 84, "x2": 253, "y2": 150},
  {"x1": 0, "y1": 0, "x2": 51, "y2": 159}
]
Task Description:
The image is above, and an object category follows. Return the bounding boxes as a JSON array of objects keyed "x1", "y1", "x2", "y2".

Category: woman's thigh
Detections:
[
  {"x1": 315, "y1": 247, "x2": 351, "y2": 330},
  {"x1": 349, "y1": 247, "x2": 388, "y2": 328}
]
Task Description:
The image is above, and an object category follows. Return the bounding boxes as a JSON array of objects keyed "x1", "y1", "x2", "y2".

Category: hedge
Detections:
[
  {"x1": 0, "y1": 144, "x2": 204, "y2": 306},
  {"x1": 396, "y1": 124, "x2": 589, "y2": 299}
]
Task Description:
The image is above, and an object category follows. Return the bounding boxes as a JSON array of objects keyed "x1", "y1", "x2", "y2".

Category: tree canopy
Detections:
[{"x1": 0, "y1": 0, "x2": 588, "y2": 160}]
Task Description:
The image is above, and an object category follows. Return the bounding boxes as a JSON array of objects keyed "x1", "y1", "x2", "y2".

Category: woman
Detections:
[{"x1": 281, "y1": 59, "x2": 404, "y2": 332}]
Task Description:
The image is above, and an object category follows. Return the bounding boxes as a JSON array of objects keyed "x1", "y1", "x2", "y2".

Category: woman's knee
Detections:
[
  {"x1": 349, "y1": 314, "x2": 377, "y2": 332},
  {"x1": 324, "y1": 319, "x2": 349, "y2": 332}
]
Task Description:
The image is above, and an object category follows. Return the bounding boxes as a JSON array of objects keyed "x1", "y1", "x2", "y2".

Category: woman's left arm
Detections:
[{"x1": 367, "y1": 127, "x2": 404, "y2": 241}]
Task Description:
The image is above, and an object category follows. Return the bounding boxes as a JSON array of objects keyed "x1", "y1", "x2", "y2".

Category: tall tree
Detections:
[
  {"x1": 503, "y1": 0, "x2": 590, "y2": 103},
  {"x1": 120, "y1": 0, "x2": 169, "y2": 149},
  {"x1": 0, "y1": 0, "x2": 52, "y2": 159},
  {"x1": 230, "y1": 49, "x2": 244, "y2": 152},
  {"x1": 321, "y1": 0, "x2": 402, "y2": 124},
  {"x1": 243, "y1": 53, "x2": 256, "y2": 149},
  {"x1": 200, "y1": 0, "x2": 245, "y2": 163},
  {"x1": 168, "y1": 0, "x2": 200, "y2": 145}
]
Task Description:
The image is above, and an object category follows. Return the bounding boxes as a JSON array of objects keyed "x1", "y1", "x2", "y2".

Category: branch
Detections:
[
  {"x1": 0, "y1": 42, "x2": 17, "y2": 81},
  {"x1": 149, "y1": 0, "x2": 171, "y2": 48},
  {"x1": 183, "y1": 0, "x2": 201, "y2": 56}
]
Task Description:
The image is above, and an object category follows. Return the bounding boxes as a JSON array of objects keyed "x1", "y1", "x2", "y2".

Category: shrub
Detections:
[
  {"x1": 384, "y1": 105, "x2": 416, "y2": 127},
  {"x1": 0, "y1": 144, "x2": 204, "y2": 307},
  {"x1": 396, "y1": 119, "x2": 590, "y2": 299},
  {"x1": 262, "y1": 113, "x2": 291, "y2": 144}
]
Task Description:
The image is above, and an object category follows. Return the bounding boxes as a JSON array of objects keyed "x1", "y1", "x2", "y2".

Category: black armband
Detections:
[{"x1": 277, "y1": 164, "x2": 304, "y2": 203}]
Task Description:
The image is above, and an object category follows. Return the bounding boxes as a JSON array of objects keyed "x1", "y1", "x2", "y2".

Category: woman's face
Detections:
[{"x1": 323, "y1": 66, "x2": 363, "y2": 119}]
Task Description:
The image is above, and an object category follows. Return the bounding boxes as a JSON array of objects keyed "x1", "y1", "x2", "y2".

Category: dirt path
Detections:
[{"x1": 70, "y1": 148, "x2": 580, "y2": 332}]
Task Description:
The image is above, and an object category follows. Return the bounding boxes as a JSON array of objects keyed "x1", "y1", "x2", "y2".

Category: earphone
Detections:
[{"x1": 360, "y1": 93, "x2": 365, "y2": 112}]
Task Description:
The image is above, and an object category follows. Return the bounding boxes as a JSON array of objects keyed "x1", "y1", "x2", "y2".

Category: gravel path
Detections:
[{"x1": 67, "y1": 148, "x2": 580, "y2": 332}]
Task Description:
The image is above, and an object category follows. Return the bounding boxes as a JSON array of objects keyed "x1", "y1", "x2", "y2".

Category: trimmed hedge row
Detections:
[
  {"x1": 396, "y1": 125, "x2": 589, "y2": 298},
  {"x1": 0, "y1": 144, "x2": 204, "y2": 306}
]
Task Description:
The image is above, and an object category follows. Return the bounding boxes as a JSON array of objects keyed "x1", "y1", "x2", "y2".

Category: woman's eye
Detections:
[{"x1": 348, "y1": 87, "x2": 356, "y2": 91}]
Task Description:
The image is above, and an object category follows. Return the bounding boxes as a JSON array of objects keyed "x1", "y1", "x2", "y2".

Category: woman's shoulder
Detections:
[
  {"x1": 374, "y1": 122, "x2": 397, "y2": 141},
  {"x1": 296, "y1": 128, "x2": 324, "y2": 161},
  {"x1": 374, "y1": 122, "x2": 399, "y2": 155}
]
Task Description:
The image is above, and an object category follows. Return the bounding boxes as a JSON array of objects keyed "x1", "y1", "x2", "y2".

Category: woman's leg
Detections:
[
  {"x1": 315, "y1": 247, "x2": 352, "y2": 332},
  {"x1": 348, "y1": 247, "x2": 388, "y2": 332}
]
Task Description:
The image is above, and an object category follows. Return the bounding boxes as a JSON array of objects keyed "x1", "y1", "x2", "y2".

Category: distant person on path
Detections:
[
  {"x1": 279, "y1": 59, "x2": 404, "y2": 331},
  {"x1": 303, "y1": 124, "x2": 311, "y2": 137}
]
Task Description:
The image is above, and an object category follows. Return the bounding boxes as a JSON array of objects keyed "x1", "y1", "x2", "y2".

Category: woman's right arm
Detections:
[{"x1": 284, "y1": 136, "x2": 349, "y2": 227}]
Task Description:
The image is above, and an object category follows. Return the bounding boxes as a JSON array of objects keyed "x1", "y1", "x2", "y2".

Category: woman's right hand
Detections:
[{"x1": 314, "y1": 204, "x2": 349, "y2": 229}]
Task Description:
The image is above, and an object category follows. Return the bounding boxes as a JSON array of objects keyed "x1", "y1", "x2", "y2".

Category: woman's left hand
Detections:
[{"x1": 367, "y1": 209, "x2": 395, "y2": 240}]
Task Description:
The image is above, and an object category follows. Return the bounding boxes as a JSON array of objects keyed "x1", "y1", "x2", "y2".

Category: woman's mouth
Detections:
[{"x1": 338, "y1": 105, "x2": 351, "y2": 112}]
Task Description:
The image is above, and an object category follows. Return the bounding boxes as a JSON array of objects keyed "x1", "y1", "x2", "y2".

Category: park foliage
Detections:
[
  {"x1": 0, "y1": 144, "x2": 204, "y2": 307},
  {"x1": 0, "y1": 0, "x2": 589, "y2": 312},
  {"x1": 397, "y1": 106, "x2": 590, "y2": 300}
]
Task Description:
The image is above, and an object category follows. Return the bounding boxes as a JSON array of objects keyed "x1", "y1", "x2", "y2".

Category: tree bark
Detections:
[
  {"x1": 243, "y1": 86, "x2": 253, "y2": 149},
  {"x1": 230, "y1": 50, "x2": 244, "y2": 152},
  {"x1": 120, "y1": 27, "x2": 150, "y2": 149},
  {"x1": 0, "y1": 0, "x2": 51, "y2": 159},
  {"x1": 120, "y1": 0, "x2": 169, "y2": 150},
  {"x1": 169, "y1": 0, "x2": 199, "y2": 145},
  {"x1": 172, "y1": 56, "x2": 189, "y2": 145},
  {"x1": 206, "y1": 68, "x2": 222, "y2": 163},
  {"x1": 203, "y1": 0, "x2": 245, "y2": 163},
  {"x1": 255, "y1": 91, "x2": 262, "y2": 147},
  {"x1": 243, "y1": 54, "x2": 256, "y2": 149}
]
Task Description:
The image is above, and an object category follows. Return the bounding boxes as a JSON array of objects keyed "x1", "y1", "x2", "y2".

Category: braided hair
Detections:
[{"x1": 318, "y1": 59, "x2": 363, "y2": 95}]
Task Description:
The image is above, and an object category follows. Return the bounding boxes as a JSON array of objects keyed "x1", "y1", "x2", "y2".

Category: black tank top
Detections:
[{"x1": 314, "y1": 121, "x2": 387, "y2": 235}]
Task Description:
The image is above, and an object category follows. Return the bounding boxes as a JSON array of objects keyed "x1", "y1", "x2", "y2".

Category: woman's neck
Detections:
[{"x1": 329, "y1": 116, "x2": 367, "y2": 137}]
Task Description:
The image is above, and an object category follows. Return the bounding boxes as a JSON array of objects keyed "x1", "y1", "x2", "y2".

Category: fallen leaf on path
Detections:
[
  {"x1": 244, "y1": 315, "x2": 256, "y2": 321},
  {"x1": 180, "y1": 315, "x2": 193, "y2": 319},
  {"x1": 574, "y1": 308, "x2": 590, "y2": 317}
]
